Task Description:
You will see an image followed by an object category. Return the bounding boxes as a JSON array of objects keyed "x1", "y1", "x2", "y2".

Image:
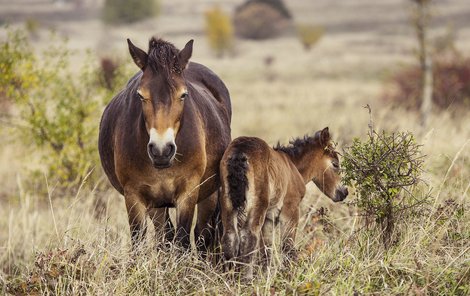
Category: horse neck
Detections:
[{"x1": 288, "y1": 146, "x2": 321, "y2": 184}]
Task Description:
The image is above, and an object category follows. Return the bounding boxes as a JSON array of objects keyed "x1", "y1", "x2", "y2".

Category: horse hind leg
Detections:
[
  {"x1": 221, "y1": 183, "x2": 240, "y2": 267},
  {"x1": 239, "y1": 187, "x2": 268, "y2": 281}
]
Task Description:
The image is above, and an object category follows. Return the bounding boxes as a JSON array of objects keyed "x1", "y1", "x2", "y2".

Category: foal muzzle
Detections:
[{"x1": 333, "y1": 186, "x2": 349, "y2": 202}]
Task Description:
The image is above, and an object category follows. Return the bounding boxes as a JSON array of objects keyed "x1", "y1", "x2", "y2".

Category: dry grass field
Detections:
[{"x1": 0, "y1": 0, "x2": 469, "y2": 294}]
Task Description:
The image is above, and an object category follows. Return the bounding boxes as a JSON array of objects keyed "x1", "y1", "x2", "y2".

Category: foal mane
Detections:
[
  {"x1": 274, "y1": 130, "x2": 334, "y2": 158},
  {"x1": 147, "y1": 37, "x2": 183, "y2": 88}
]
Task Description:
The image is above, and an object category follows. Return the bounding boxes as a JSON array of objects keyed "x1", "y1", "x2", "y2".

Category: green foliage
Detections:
[
  {"x1": 0, "y1": 27, "x2": 130, "y2": 192},
  {"x1": 204, "y1": 6, "x2": 234, "y2": 58},
  {"x1": 342, "y1": 120, "x2": 426, "y2": 248},
  {"x1": 102, "y1": 0, "x2": 159, "y2": 25},
  {"x1": 0, "y1": 28, "x2": 32, "y2": 106},
  {"x1": 296, "y1": 24, "x2": 324, "y2": 51}
]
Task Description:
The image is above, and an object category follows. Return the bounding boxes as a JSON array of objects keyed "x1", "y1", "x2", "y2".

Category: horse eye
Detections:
[
  {"x1": 332, "y1": 161, "x2": 340, "y2": 169},
  {"x1": 137, "y1": 93, "x2": 145, "y2": 101},
  {"x1": 180, "y1": 92, "x2": 188, "y2": 101}
]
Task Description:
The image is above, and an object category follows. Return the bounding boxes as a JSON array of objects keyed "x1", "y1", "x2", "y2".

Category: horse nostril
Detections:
[
  {"x1": 163, "y1": 143, "x2": 175, "y2": 158},
  {"x1": 148, "y1": 143, "x2": 158, "y2": 157}
]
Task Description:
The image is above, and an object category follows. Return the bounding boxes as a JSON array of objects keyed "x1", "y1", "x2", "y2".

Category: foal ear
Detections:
[
  {"x1": 320, "y1": 127, "x2": 330, "y2": 147},
  {"x1": 178, "y1": 39, "x2": 193, "y2": 70},
  {"x1": 127, "y1": 39, "x2": 148, "y2": 70}
]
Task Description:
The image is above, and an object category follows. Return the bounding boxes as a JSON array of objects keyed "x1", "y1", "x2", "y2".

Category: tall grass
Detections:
[{"x1": 1, "y1": 150, "x2": 468, "y2": 295}]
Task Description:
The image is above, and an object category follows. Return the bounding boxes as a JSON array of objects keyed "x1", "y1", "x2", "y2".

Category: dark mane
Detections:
[
  {"x1": 147, "y1": 37, "x2": 182, "y2": 88},
  {"x1": 274, "y1": 131, "x2": 322, "y2": 158}
]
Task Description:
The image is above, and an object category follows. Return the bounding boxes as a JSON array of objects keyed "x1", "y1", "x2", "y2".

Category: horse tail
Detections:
[{"x1": 226, "y1": 150, "x2": 249, "y2": 212}]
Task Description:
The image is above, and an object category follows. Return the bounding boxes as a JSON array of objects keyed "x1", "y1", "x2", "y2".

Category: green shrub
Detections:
[
  {"x1": 0, "y1": 27, "x2": 32, "y2": 114},
  {"x1": 0, "y1": 28, "x2": 129, "y2": 192},
  {"x1": 296, "y1": 24, "x2": 324, "y2": 51},
  {"x1": 233, "y1": 2, "x2": 291, "y2": 40},
  {"x1": 342, "y1": 108, "x2": 426, "y2": 248},
  {"x1": 204, "y1": 6, "x2": 234, "y2": 58},
  {"x1": 102, "y1": 0, "x2": 159, "y2": 25}
]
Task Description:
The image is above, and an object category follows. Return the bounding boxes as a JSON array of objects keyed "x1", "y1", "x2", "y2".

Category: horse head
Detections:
[{"x1": 127, "y1": 38, "x2": 193, "y2": 169}]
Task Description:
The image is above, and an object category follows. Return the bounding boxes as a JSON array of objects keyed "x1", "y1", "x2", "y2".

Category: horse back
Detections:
[{"x1": 185, "y1": 62, "x2": 232, "y2": 120}]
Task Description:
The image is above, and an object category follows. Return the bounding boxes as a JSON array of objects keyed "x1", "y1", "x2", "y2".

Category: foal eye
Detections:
[{"x1": 332, "y1": 161, "x2": 340, "y2": 169}]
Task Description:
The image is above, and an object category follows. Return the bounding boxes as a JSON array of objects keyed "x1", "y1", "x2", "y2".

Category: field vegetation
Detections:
[{"x1": 0, "y1": 0, "x2": 469, "y2": 295}]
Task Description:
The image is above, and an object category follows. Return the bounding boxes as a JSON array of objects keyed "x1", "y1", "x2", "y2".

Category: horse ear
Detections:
[
  {"x1": 178, "y1": 39, "x2": 193, "y2": 70},
  {"x1": 320, "y1": 127, "x2": 330, "y2": 147},
  {"x1": 127, "y1": 39, "x2": 148, "y2": 70}
]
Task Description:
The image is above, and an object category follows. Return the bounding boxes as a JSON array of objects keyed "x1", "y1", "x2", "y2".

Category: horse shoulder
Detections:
[{"x1": 186, "y1": 62, "x2": 231, "y2": 118}]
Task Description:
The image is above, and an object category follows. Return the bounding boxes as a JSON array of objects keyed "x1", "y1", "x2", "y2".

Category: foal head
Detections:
[
  {"x1": 127, "y1": 37, "x2": 193, "y2": 169},
  {"x1": 311, "y1": 127, "x2": 348, "y2": 202},
  {"x1": 275, "y1": 127, "x2": 348, "y2": 202}
]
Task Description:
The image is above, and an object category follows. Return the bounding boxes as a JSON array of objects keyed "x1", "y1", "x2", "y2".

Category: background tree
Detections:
[{"x1": 411, "y1": 0, "x2": 433, "y2": 127}]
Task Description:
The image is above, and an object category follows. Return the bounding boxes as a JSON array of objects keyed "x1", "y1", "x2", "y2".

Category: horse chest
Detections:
[{"x1": 138, "y1": 180, "x2": 179, "y2": 208}]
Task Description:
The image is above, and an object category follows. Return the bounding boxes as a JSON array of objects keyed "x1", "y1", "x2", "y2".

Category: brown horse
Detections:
[
  {"x1": 220, "y1": 127, "x2": 347, "y2": 278},
  {"x1": 98, "y1": 37, "x2": 231, "y2": 251}
]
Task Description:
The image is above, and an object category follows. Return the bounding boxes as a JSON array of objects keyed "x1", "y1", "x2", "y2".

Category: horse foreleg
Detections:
[
  {"x1": 279, "y1": 204, "x2": 300, "y2": 261},
  {"x1": 125, "y1": 193, "x2": 148, "y2": 251},
  {"x1": 175, "y1": 191, "x2": 198, "y2": 250},
  {"x1": 148, "y1": 207, "x2": 174, "y2": 249},
  {"x1": 195, "y1": 191, "x2": 219, "y2": 254}
]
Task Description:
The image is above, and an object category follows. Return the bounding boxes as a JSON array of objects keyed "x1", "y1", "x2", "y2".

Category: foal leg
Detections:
[
  {"x1": 279, "y1": 204, "x2": 300, "y2": 261},
  {"x1": 260, "y1": 212, "x2": 276, "y2": 268},
  {"x1": 239, "y1": 200, "x2": 268, "y2": 280},
  {"x1": 124, "y1": 192, "x2": 148, "y2": 252},
  {"x1": 221, "y1": 186, "x2": 240, "y2": 264}
]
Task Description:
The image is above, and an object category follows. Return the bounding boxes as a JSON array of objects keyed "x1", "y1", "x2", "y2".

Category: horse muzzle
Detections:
[
  {"x1": 333, "y1": 186, "x2": 349, "y2": 202},
  {"x1": 148, "y1": 142, "x2": 176, "y2": 169}
]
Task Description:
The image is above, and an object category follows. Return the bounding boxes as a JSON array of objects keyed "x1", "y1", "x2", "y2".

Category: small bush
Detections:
[
  {"x1": 204, "y1": 6, "x2": 234, "y2": 58},
  {"x1": 233, "y1": 2, "x2": 291, "y2": 40},
  {"x1": 102, "y1": 0, "x2": 159, "y2": 25},
  {"x1": 384, "y1": 55, "x2": 470, "y2": 112},
  {"x1": 342, "y1": 109, "x2": 426, "y2": 248},
  {"x1": 237, "y1": 0, "x2": 292, "y2": 19},
  {"x1": 296, "y1": 24, "x2": 324, "y2": 51},
  {"x1": 99, "y1": 57, "x2": 119, "y2": 90},
  {"x1": 0, "y1": 28, "x2": 129, "y2": 192}
]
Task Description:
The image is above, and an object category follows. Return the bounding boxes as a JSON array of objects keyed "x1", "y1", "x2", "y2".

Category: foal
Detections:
[{"x1": 220, "y1": 127, "x2": 348, "y2": 277}]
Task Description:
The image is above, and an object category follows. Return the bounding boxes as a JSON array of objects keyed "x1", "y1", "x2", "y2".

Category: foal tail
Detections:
[{"x1": 226, "y1": 150, "x2": 249, "y2": 212}]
